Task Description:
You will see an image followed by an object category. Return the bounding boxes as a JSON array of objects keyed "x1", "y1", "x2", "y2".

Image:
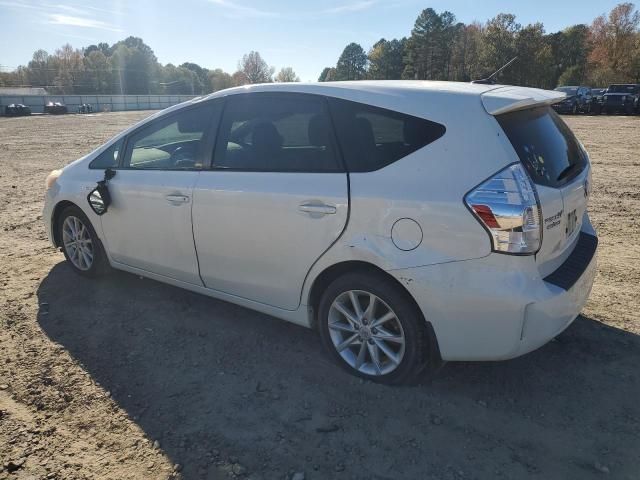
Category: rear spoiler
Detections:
[{"x1": 481, "y1": 86, "x2": 566, "y2": 116}]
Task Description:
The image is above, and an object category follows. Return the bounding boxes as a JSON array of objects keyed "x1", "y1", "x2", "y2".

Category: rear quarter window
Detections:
[
  {"x1": 328, "y1": 98, "x2": 446, "y2": 172},
  {"x1": 496, "y1": 106, "x2": 587, "y2": 188}
]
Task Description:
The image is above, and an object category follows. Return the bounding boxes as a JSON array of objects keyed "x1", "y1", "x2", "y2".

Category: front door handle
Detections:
[
  {"x1": 299, "y1": 202, "x2": 337, "y2": 215},
  {"x1": 165, "y1": 194, "x2": 190, "y2": 205}
]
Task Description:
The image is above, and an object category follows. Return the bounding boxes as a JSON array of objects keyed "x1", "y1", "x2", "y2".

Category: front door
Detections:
[
  {"x1": 101, "y1": 103, "x2": 217, "y2": 285},
  {"x1": 192, "y1": 93, "x2": 349, "y2": 310}
]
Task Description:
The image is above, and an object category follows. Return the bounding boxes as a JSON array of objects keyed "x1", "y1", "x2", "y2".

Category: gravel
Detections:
[{"x1": 0, "y1": 112, "x2": 638, "y2": 479}]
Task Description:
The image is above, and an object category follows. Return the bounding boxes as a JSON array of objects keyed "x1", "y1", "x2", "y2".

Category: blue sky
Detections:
[{"x1": 0, "y1": 0, "x2": 622, "y2": 81}]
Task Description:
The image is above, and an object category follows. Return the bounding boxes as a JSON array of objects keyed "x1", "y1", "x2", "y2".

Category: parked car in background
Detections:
[
  {"x1": 78, "y1": 104, "x2": 94, "y2": 114},
  {"x1": 589, "y1": 88, "x2": 607, "y2": 115},
  {"x1": 4, "y1": 103, "x2": 32, "y2": 116},
  {"x1": 44, "y1": 102, "x2": 68, "y2": 114},
  {"x1": 552, "y1": 86, "x2": 592, "y2": 114},
  {"x1": 43, "y1": 82, "x2": 598, "y2": 384},
  {"x1": 602, "y1": 84, "x2": 640, "y2": 115}
]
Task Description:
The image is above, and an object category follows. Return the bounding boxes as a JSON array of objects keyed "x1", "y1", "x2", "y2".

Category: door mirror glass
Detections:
[{"x1": 87, "y1": 182, "x2": 111, "y2": 215}]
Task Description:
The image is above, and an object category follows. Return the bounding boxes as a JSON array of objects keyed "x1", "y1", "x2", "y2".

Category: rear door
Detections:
[
  {"x1": 495, "y1": 106, "x2": 590, "y2": 275},
  {"x1": 192, "y1": 92, "x2": 349, "y2": 310}
]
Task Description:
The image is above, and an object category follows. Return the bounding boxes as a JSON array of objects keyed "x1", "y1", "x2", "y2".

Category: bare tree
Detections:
[
  {"x1": 238, "y1": 51, "x2": 274, "y2": 83},
  {"x1": 275, "y1": 67, "x2": 300, "y2": 82}
]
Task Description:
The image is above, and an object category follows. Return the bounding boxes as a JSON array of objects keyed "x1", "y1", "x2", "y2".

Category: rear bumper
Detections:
[
  {"x1": 390, "y1": 231, "x2": 598, "y2": 361},
  {"x1": 514, "y1": 233, "x2": 597, "y2": 357},
  {"x1": 603, "y1": 103, "x2": 632, "y2": 112}
]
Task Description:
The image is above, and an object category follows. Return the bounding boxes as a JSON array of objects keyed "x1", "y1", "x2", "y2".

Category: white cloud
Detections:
[
  {"x1": 204, "y1": 0, "x2": 378, "y2": 19},
  {"x1": 0, "y1": 1, "x2": 42, "y2": 10},
  {"x1": 207, "y1": 0, "x2": 279, "y2": 18},
  {"x1": 47, "y1": 13, "x2": 122, "y2": 32},
  {"x1": 0, "y1": 1, "x2": 124, "y2": 31},
  {"x1": 49, "y1": 3, "x2": 87, "y2": 15},
  {"x1": 323, "y1": 1, "x2": 377, "y2": 14}
]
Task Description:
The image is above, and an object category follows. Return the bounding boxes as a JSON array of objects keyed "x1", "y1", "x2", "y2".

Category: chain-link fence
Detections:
[{"x1": 0, "y1": 94, "x2": 198, "y2": 115}]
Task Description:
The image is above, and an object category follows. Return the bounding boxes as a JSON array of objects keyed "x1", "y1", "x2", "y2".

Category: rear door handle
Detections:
[
  {"x1": 299, "y1": 202, "x2": 337, "y2": 215},
  {"x1": 165, "y1": 194, "x2": 190, "y2": 205}
]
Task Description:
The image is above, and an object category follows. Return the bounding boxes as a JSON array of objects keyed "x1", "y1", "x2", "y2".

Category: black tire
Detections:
[
  {"x1": 57, "y1": 205, "x2": 110, "y2": 278},
  {"x1": 318, "y1": 271, "x2": 438, "y2": 385}
]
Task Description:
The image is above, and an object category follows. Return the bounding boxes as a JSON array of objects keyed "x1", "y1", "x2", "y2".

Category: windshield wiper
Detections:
[{"x1": 556, "y1": 163, "x2": 580, "y2": 182}]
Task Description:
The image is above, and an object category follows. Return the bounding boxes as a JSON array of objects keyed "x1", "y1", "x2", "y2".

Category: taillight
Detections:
[{"x1": 465, "y1": 163, "x2": 542, "y2": 255}]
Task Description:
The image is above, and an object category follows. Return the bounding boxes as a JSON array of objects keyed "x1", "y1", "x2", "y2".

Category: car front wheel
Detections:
[
  {"x1": 318, "y1": 272, "x2": 436, "y2": 384},
  {"x1": 58, "y1": 205, "x2": 110, "y2": 277}
]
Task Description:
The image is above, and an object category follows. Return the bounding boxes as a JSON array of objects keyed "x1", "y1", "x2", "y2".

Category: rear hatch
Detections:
[{"x1": 482, "y1": 87, "x2": 590, "y2": 276}]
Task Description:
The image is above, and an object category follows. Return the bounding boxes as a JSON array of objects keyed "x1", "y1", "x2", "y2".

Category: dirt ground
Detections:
[{"x1": 0, "y1": 111, "x2": 638, "y2": 480}]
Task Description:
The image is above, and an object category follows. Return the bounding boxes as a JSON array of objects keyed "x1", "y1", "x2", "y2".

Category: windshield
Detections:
[
  {"x1": 497, "y1": 106, "x2": 587, "y2": 188},
  {"x1": 608, "y1": 85, "x2": 638, "y2": 94},
  {"x1": 555, "y1": 87, "x2": 578, "y2": 95}
]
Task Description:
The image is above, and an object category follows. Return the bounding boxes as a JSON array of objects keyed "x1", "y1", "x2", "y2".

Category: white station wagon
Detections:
[{"x1": 44, "y1": 81, "x2": 598, "y2": 384}]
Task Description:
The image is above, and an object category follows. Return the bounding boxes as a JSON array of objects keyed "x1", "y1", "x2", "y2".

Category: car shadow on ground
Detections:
[{"x1": 37, "y1": 262, "x2": 640, "y2": 480}]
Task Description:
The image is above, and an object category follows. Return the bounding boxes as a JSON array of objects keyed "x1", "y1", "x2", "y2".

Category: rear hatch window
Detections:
[{"x1": 496, "y1": 106, "x2": 587, "y2": 188}]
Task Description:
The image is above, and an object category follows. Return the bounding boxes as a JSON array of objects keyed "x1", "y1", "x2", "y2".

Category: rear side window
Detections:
[
  {"x1": 497, "y1": 107, "x2": 587, "y2": 187},
  {"x1": 89, "y1": 138, "x2": 123, "y2": 169},
  {"x1": 213, "y1": 93, "x2": 341, "y2": 172},
  {"x1": 328, "y1": 97, "x2": 446, "y2": 172}
]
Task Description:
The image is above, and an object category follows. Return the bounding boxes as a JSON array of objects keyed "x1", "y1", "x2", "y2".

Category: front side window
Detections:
[
  {"x1": 213, "y1": 93, "x2": 341, "y2": 172},
  {"x1": 328, "y1": 97, "x2": 446, "y2": 172},
  {"x1": 89, "y1": 138, "x2": 123, "y2": 169},
  {"x1": 122, "y1": 104, "x2": 214, "y2": 170}
]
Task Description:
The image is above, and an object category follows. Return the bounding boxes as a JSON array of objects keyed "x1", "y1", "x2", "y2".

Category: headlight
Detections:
[{"x1": 45, "y1": 169, "x2": 62, "y2": 190}]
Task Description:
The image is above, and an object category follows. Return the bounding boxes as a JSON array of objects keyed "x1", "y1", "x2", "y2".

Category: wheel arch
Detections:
[
  {"x1": 307, "y1": 260, "x2": 442, "y2": 362},
  {"x1": 51, "y1": 199, "x2": 102, "y2": 248},
  {"x1": 51, "y1": 200, "x2": 78, "y2": 248},
  {"x1": 307, "y1": 261, "x2": 421, "y2": 327}
]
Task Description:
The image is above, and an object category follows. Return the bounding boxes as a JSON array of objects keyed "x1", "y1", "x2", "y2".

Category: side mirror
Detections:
[
  {"x1": 87, "y1": 168, "x2": 116, "y2": 215},
  {"x1": 87, "y1": 181, "x2": 112, "y2": 215}
]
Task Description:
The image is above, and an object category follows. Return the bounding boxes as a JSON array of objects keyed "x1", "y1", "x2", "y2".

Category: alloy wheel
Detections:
[
  {"x1": 328, "y1": 290, "x2": 406, "y2": 376},
  {"x1": 62, "y1": 216, "x2": 94, "y2": 271}
]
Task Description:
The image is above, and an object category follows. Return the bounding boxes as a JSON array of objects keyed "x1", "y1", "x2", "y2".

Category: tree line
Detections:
[
  {"x1": 1, "y1": 3, "x2": 638, "y2": 95},
  {"x1": 319, "y1": 2, "x2": 640, "y2": 87},
  {"x1": 0, "y1": 37, "x2": 299, "y2": 95}
]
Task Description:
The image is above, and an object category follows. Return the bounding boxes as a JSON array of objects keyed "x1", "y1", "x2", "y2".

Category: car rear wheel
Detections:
[
  {"x1": 58, "y1": 205, "x2": 110, "y2": 277},
  {"x1": 318, "y1": 272, "x2": 436, "y2": 384}
]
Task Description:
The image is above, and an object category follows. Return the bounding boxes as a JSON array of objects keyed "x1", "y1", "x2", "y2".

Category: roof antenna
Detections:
[{"x1": 471, "y1": 56, "x2": 518, "y2": 85}]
